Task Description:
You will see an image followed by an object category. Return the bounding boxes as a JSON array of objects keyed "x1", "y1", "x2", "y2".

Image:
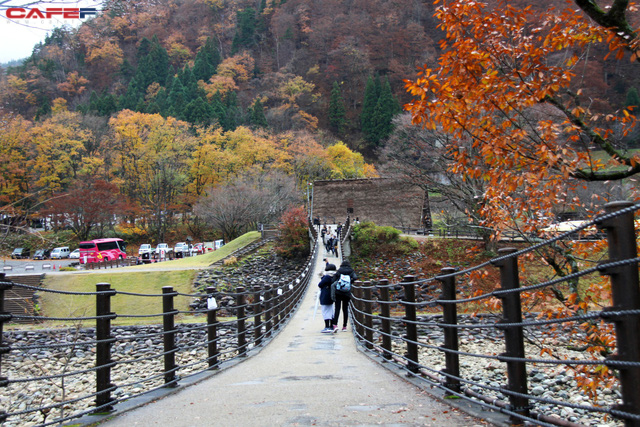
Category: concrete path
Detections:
[{"x1": 99, "y1": 240, "x2": 487, "y2": 427}]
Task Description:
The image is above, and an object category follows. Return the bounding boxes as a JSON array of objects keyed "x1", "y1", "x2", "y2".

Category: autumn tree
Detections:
[
  {"x1": 43, "y1": 180, "x2": 121, "y2": 240},
  {"x1": 28, "y1": 108, "x2": 94, "y2": 196},
  {"x1": 274, "y1": 206, "x2": 310, "y2": 259},
  {"x1": 404, "y1": 0, "x2": 640, "y2": 394},
  {"x1": 281, "y1": 131, "x2": 334, "y2": 185},
  {"x1": 326, "y1": 142, "x2": 379, "y2": 180},
  {"x1": 194, "y1": 171, "x2": 300, "y2": 242},
  {"x1": 107, "y1": 110, "x2": 195, "y2": 241},
  {"x1": 0, "y1": 115, "x2": 32, "y2": 212}
]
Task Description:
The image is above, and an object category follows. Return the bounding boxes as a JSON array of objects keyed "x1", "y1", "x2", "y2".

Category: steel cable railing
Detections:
[
  {"x1": 0, "y1": 234, "x2": 319, "y2": 427},
  {"x1": 348, "y1": 201, "x2": 640, "y2": 427}
]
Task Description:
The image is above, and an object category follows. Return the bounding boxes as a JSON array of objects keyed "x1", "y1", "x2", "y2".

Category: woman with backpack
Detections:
[{"x1": 330, "y1": 260, "x2": 358, "y2": 332}]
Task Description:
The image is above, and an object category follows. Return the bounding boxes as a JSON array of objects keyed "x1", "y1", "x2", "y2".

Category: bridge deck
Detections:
[{"x1": 99, "y1": 240, "x2": 485, "y2": 426}]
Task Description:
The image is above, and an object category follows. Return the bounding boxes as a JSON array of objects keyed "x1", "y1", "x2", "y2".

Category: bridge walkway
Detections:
[{"x1": 99, "y1": 238, "x2": 488, "y2": 426}]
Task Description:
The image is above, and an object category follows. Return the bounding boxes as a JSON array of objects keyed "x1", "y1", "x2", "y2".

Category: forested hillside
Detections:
[
  {"x1": 0, "y1": 0, "x2": 638, "y2": 244},
  {"x1": 1, "y1": 0, "x2": 442, "y2": 143}
]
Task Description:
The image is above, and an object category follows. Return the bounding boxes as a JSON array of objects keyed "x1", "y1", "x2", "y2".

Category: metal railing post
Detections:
[
  {"x1": 264, "y1": 285, "x2": 273, "y2": 337},
  {"x1": 437, "y1": 267, "x2": 460, "y2": 395},
  {"x1": 363, "y1": 281, "x2": 373, "y2": 349},
  {"x1": 493, "y1": 248, "x2": 530, "y2": 422},
  {"x1": 402, "y1": 275, "x2": 419, "y2": 373},
  {"x1": 206, "y1": 287, "x2": 219, "y2": 369},
  {"x1": 95, "y1": 283, "x2": 116, "y2": 412},
  {"x1": 598, "y1": 201, "x2": 640, "y2": 427},
  {"x1": 378, "y1": 279, "x2": 392, "y2": 360},
  {"x1": 253, "y1": 285, "x2": 263, "y2": 347},
  {"x1": 0, "y1": 274, "x2": 12, "y2": 423},
  {"x1": 236, "y1": 287, "x2": 247, "y2": 357},
  {"x1": 353, "y1": 281, "x2": 364, "y2": 339},
  {"x1": 162, "y1": 286, "x2": 178, "y2": 387}
]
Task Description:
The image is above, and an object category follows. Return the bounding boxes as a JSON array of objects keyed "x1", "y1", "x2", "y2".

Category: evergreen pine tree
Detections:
[
  {"x1": 256, "y1": 0, "x2": 268, "y2": 38},
  {"x1": 361, "y1": 75, "x2": 380, "y2": 141},
  {"x1": 167, "y1": 77, "x2": 187, "y2": 119},
  {"x1": 231, "y1": 8, "x2": 257, "y2": 54},
  {"x1": 88, "y1": 90, "x2": 100, "y2": 112},
  {"x1": 184, "y1": 97, "x2": 213, "y2": 125},
  {"x1": 137, "y1": 37, "x2": 152, "y2": 58},
  {"x1": 369, "y1": 78, "x2": 396, "y2": 145},
  {"x1": 193, "y1": 38, "x2": 221, "y2": 82},
  {"x1": 119, "y1": 58, "x2": 135, "y2": 81},
  {"x1": 250, "y1": 99, "x2": 268, "y2": 128},
  {"x1": 134, "y1": 36, "x2": 170, "y2": 97},
  {"x1": 119, "y1": 79, "x2": 142, "y2": 110},
  {"x1": 210, "y1": 91, "x2": 227, "y2": 125},
  {"x1": 34, "y1": 97, "x2": 51, "y2": 120},
  {"x1": 149, "y1": 88, "x2": 168, "y2": 116},
  {"x1": 328, "y1": 81, "x2": 347, "y2": 134},
  {"x1": 179, "y1": 66, "x2": 200, "y2": 101},
  {"x1": 98, "y1": 93, "x2": 118, "y2": 116},
  {"x1": 222, "y1": 91, "x2": 240, "y2": 131}
]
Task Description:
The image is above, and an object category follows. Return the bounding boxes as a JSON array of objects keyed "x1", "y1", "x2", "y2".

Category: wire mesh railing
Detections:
[
  {"x1": 0, "y1": 234, "x2": 319, "y2": 427},
  {"x1": 348, "y1": 200, "x2": 640, "y2": 427}
]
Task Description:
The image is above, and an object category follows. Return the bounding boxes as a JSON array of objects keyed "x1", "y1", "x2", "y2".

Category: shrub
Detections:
[
  {"x1": 223, "y1": 256, "x2": 238, "y2": 266},
  {"x1": 274, "y1": 206, "x2": 310, "y2": 259},
  {"x1": 352, "y1": 221, "x2": 417, "y2": 258}
]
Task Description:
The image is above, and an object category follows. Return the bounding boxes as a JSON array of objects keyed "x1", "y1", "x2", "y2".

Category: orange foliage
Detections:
[
  {"x1": 405, "y1": 0, "x2": 639, "y2": 398},
  {"x1": 57, "y1": 72, "x2": 89, "y2": 98}
]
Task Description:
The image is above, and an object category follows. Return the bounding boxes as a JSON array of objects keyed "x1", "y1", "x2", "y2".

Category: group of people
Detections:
[
  {"x1": 317, "y1": 258, "x2": 358, "y2": 333},
  {"x1": 320, "y1": 225, "x2": 342, "y2": 257}
]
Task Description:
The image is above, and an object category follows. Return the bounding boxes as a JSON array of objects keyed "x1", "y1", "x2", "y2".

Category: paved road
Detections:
[
  {"x1": 99, "y1": 243, "x2": 489, "y2": 427},
  {"x1": 0, "y1": 257, "x2": 78, "y2": 274}
]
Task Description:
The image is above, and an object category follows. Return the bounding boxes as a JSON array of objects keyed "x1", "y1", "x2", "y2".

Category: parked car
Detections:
[
  {"x1": 50, "y1": 246, "x2": 70, "y2": 259},
  {"x1": 155, "y1": 243, "x2": 172, "y2": 259},
  {"x1": 11, "y1": 247, "x2": 30, "y2": 259},
  {"x1": 33, "y1": 249, "x2": 51, "y2": 260},
  {"x1": 138, "y1": 244, "x2": 154, "y2": 258},
  {"x1": 69, "y1": 249, "x2": 80, "y2": 259},
  {"x1": 174, "y1": 242, "x2": 189, "y2": 258},
  {"x1": 192, "y1": 243, "x2": 204, "y2": 255}
]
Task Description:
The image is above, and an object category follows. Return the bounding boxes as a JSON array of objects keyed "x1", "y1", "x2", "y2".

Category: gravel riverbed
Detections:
[{"x1": 380, "y1": 314, "x2": 623, "y2": 427}]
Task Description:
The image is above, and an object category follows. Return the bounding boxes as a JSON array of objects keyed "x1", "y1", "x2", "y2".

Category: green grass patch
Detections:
[
  {"x1": 128, "y1": 231, "x2": 262, "y2": 270},
  {"x1": 40, "y1": 270, "x2": 198, "y2": 327}
]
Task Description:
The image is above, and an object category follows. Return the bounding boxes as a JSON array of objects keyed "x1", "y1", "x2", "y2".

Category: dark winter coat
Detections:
[
  {"x1": 330, "y1": 260, "x2": 358, "y2": 301},
  {"x1": 318, "y1": 274, "x2": 334, "y2": 305}
]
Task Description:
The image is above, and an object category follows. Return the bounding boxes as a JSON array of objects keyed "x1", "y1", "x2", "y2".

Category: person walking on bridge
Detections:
[
  {"x1": 331, "y1": 260, "x2": 358, "y2": 332},
  {"x1": 318, "y1": 264, "x2": 337, "y2": 333}
]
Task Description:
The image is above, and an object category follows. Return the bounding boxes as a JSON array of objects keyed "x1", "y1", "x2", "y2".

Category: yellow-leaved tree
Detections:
[{"x1": 107, "y1": 110, "x2": 195, "y2": 241}]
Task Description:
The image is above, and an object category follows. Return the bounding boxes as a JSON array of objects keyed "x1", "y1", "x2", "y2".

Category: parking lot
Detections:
[{"x1": 1, "y1": 258, "x2": 79, "y2": 274}]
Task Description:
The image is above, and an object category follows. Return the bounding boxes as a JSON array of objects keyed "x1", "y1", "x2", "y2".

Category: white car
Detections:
[
  {"x1": 51, "y1": 246, "x2": 70, "y2": 259},
  {"x1": 155, "y1": 243, "x2": 172, "y2": 258},
  {"x1": 138, "y1": 244, "x2": 154, "y2": 256},
  {"x1": 174, "y1": 242, "x2": 190, "y2": 258},
  {"x1": 69, "y1": 249, "x2": 80, "y2": 259}
]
